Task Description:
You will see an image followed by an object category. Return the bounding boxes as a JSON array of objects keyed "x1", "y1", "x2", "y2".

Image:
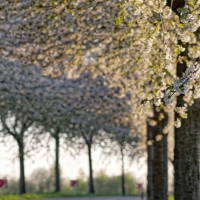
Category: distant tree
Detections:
[
  {"x1": 62, "y1": 74, "x2": 133, "y2": 194},
  {"x1": 101, "y1": 125, "x2": 139, "y2": 196},
  {"x1": 95, "y1": 170, "x2": 137, "y2": 195},
  {"x1": 42, "y1": 120, "x2": 72, "y2": 193},
  {"x1": 50, "y1": 126, "x2": 61, "y2": 193},
  {"x1": 0, "y1": 110, "x2": 43, "y2": 194},
  {"x1": 0, "y1": 59, "x2": 77, "y2": 193}
]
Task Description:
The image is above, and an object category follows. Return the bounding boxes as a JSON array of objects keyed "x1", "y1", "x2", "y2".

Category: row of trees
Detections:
[
  {"x1": 0, "y1": 62, "x2": 141, "y2": 195},
  {"x1": 0, "y1": 0, "x2": 200, "y2": 199}
]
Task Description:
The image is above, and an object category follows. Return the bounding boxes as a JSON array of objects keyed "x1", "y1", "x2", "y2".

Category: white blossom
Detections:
[{"x1": 174, "y1": 118, "x2": 181, "y2": 128}]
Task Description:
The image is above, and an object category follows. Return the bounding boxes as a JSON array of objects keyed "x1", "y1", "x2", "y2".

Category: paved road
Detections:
[{"x1": 41, "y1": 197, "x2": 146, "y2": 200}]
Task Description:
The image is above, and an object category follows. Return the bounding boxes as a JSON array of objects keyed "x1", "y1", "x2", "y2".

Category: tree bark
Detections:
[
  {"x1": 174, "y1": 99, "x2": 200, "y2": 200},
  {"x1": 55, "y1": 133, "x2": 60, "y2": 193},
  {"x1": 173, "y1": 37, "x2": 199, "y2": 200},
  {"x1": 147, "y1": 106, "x2": 168, "y2": 200},
  {"x1": 186, "y1": 103, "x2": 200, "y2": 200},
  {"x1": 147, "y1": 122, "x2": 154, "y2": 200},
  {"x1": 18, "y1": 140, "x2": 26, "y2": 194},
  {"x1": 153, "y1": 124, "x2": 168, "y2": 200},
  {"x1": 87, "y1": 144, "x2": 95, "y2": 194},
  {"x1": 121, "y1": 147, "x2": 126, "y2": 195},
  {"x1": 165, "y1": 1, "x2": 199, "y2": 199},
  {"x1": 174, "y1": 81, "x2": 186, "y2": 200}
]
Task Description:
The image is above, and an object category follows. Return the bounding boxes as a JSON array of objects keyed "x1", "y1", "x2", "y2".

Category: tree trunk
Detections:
[
  {"x1": 165, "y1": 0, "x2": 200, "y2": 198},
  {"x1": 153, "y1": 125, "x2": 168, "y2": 200},
  {"x1": 87, "y1": 144, "x2": 95, "y2": 193},
  {"x1": 174, "y1": 32, "x2": 200, "y2": 200},
  {"x1": 186, "y1": 103, "x2": 200, "y2": 200},
  {"x1": 174, "y1": 84, "x2": 186, "y2": 199},
  {"x1": 148, "y1": 106, "x2": 168, "y2": 200},
  {"x1": 174, "y1": 96, "x2": 200, "y2": 200},
  {"x1": 55, "y1": 134, "x2": 60, "y2": 193},
  {"x1": 121, "y1": 147, "x2": 126, "y2": 195},
  {"x1": 147, "y1": 122, "x2": 154, "y2": 200},
  {"x1": 18, "y1": 140, "x2": 26, "y2": 194},
  {"x1": 173, "y1": 39, "x2": 199, "y2": 200}
]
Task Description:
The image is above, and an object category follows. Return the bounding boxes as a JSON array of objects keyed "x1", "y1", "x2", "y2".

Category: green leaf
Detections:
[
  {"x1": 141, "y1": 98, "x2": 148, "y2": 105},
  {"x1": 115, "y1": 17, "x2": 123, "y2": 25},
  {"x1": 166, "y1": 84, "x2": 173, "y2": 91}
]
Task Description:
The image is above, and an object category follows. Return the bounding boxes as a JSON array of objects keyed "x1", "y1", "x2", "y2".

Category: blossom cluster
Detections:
[
  {"x1": 164, "y1": 62, "x2": 200, "y2": 104},
  {"x1": 0, "y1": 0, "x2": 199, "y2": 133},
  {"x1": 0, "y1": 57, "x2": 135, "y2": 137}
]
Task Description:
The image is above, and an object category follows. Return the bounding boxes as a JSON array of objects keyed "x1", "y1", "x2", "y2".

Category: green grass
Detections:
[
  {"x1": 0, "y1": 193, "x2": 175, "y2": 200},
  {"x1": 0, "y1": 193, "x2": 71, "y2": 200},
  {"x1": 0, "y1": 193, "x2": 113, "y2": 200},
  {"x1": 168, "y1": 196, "x2": 174, "y2": 200},
  {"x1": 0, "y1": 194, "x2": 40, "y2": 200}
]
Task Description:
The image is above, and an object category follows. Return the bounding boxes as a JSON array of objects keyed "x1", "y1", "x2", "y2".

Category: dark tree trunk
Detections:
[
  {"x1": 55, "y1": 134, "x2": 60, "y2": 193},
  {"x1": 165, "y1": 1, "x2": 199, "y2": 199},
  {"x1": 174, "y1": 83, "x2": 186, "y2": 200},
  {"x1": 18, "y1": 140, "x2": 26, "y2": 194},
  {"x1": 172, "y1": 30, "x2": 199, "y2": 200},
  {"x1": 147, "y1": 106, "x2": 168, "y2": 200},
  {"x1": 174, "y1": 98, "x2": 200, "y2": 200},
  {"x1": 153, "y1": 125, "x2": 168, "y2": 200},
  {"x1": 121, "y1": 147, "x2": 126, "y2": 195},
  {"x1": 88, "y1": 144, "x2": 95, "y2": 194},
  {"x1": 186, "y1": 102, "x2": 200, "y2": 199},
  {"x1": 147, "y1": 123, "x2": 154, "y2": 200}
]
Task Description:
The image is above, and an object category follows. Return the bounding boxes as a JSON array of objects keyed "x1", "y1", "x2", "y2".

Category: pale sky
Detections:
[{"x1": 0, "y1": 139, "x2": 147, "y2": 186}]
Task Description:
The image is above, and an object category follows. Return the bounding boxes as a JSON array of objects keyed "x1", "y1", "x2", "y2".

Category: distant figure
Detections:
[
  {"x1": 137, "y1": 183, "x2": 144, "y2": 200},
  {"x1": 140, "y1": 185, "x2": 144, "y2": 200}
]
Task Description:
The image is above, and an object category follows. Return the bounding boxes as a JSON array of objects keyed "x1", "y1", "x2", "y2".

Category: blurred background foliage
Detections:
[{"x1": 4, "y1": 167, "x2": 138, "y2": 196}]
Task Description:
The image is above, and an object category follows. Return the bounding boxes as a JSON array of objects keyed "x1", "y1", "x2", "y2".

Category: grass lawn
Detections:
[
  {"x1": 168, "y1": 195, "x2": 174, "y2": 200},
  {"x1": 0, "y1": 193, "x2": 70, "y2": 200},
  {"x1": 0, "y1": 194, "x2": 40, "y2": 200},
  {"x1": 0, "y1": 193, "x2": 175, "y2": 200}
]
